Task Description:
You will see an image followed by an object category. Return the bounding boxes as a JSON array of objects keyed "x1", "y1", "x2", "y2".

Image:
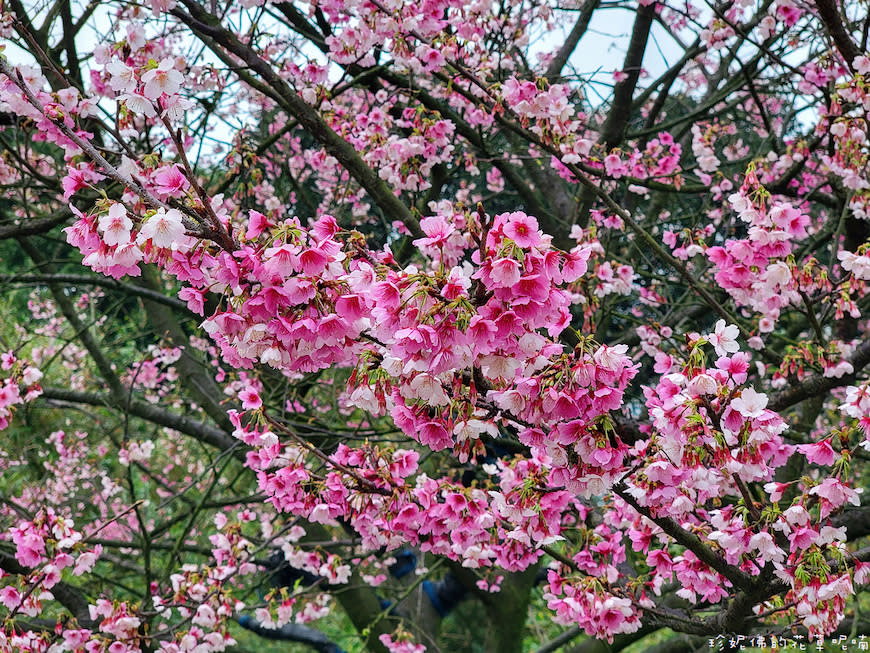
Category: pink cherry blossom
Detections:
[
  {"x1": 706, "y1": 319, "x2": 739, "y2": 357},
  {"x1": 797, "y1": 439, "x2": 837, "y2": 466},
  {"x1": 154, "y1": 164, "x2": 189, "y2": 197},
  {"x1": 502, "y1": 212, "x2": 541, "y2": 249},
  {"x1": 137, "y1": 208, "x2": 186, "y2": 249},
  {"x1": 141, "y1": 58, "x2": 183, "y2": 99},
  {"x1": 239, "y1": 387, "x2": 263, "y2": 410},
  {"x1": 6, "y1": 2, "x2": 870, "y2": 649},
  {"x1": 730, "y1": 387, "x2": 768, "y2": 418},
  {"x1": 106, "y1": 59, "x2": 137, "y2": 94},
  {"x1": 98, "y1": 203, "x2": 133, "y2": 247}
]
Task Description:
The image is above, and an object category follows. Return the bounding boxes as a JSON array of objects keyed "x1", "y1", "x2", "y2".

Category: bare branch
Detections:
[
  {"x1": 544, "y1": 0, "x2": 600, "y2": 83},
  {"x1": 40, "y1": 387, "x2": 239, "y2": 454}
]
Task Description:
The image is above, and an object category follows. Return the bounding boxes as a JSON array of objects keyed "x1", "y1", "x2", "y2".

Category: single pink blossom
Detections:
[
  {"x1": 730, "y1": 387, "x2": 768, "y2": 418},
  {"x1": 239, "y1": 387, "x2": 262, "y2": 410},
  {"x1": 98, "y1": 203, "x2": 133, "y2": 247},
  {"x1": 797, "y1": 439, "x2": 837, "y2": 466},
  {"x1": 503, "y1": 212, "x2": 541, "y2": 249},
  {"x1": 153, "y1": 164, "x2": 189, "y2": 197},
  {"x1": 141, "y1": 57, "x2": 183, "y2": 99},
  {"x1": 137, "y1": 208, "x2": 185, "y2": 249}
]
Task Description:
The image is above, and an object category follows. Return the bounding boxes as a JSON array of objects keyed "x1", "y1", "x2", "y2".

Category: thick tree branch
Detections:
[
  {"x1": 39, "y1": 386, "x2": 239, "y2": 453},
  {"x1": 544, "y1": 0, "x2": 600, "y2": 83},
  {"x1": 562, "y1": 626, "x2": 657, "y2": 653},
  {"x1": 300, "y1": 522, "x2": 394, "y2": 653},
  {"x1": 576, "y1": 2, "x2": 656, "y2": 227},
  {"x1": 19, "y1": 238, "x2": 130, "y2": 406},
  {"x1": 630, "y1": 39, "x2": 704, "y2": 112},
  {"x1": 600, "y1": 3, "x2": 657, "y2": 150},
  {"x1": 615, "y1": 484, "x2": 752, "y2": 590},
  {"x1": 813, "y1": 0, "x2": 861, "y2": 70},
  {"x1": 834, "y1": 505, "x2": 870, "y2": 541},
  {"x1": 769, "y1": 338, "x2": 870, "y2": 412},
  {"x1": 0, "y1": 209, "x2": 71, "y2": 240},
  {"x1": 138, "y1": 265, "x2": 235, "y2": 433},
  {"x1": 0, "y1": 273, "x2": 194, "y2": 314}
]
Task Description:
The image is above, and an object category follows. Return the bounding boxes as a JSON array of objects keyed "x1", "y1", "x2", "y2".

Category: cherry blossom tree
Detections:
[{"x1": 2, "y1": 0, "x2": 870, "y2": 651}]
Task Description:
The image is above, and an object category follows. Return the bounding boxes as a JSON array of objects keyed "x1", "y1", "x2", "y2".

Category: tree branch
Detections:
[
  {"x1": 576, "y1": 1, "x2": 656, "y2": 227},
  {"x1": 138, "y1": 265, "x2": 235, "y2": 433},
  {"x1": 769, "y1": 338, "x2": 870, "y2": 412},
  {"x1": 0, "y1": 209, "x2": 71, "y2": 240},
  {"x1": 0, "y1": 272, "x2": 194, "y2": 314},
  {"x1": 813, "y1": 0, "x2": 860, "y2": 70},
  {"x1": 615, "y1": 484, "x2": 752, "y2": 590},
  {"x1": 39, "y1": 387, "x2": 239, "y2": 454},
  {"x1": 544, "y1": 0, "x2": 600, "y2": 83},
  {"x1": 172, "y1": 1, "x2": 423, "y2": 240}
]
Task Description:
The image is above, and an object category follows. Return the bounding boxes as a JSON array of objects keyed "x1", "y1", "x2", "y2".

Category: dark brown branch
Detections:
[
  {"x1": 635, "y1": 634, "x2": 704, "y2": 653},
  {"x1": 833, "y1": 505, "x2": 870, "y2": 541},
  {"x1": 0, "y1": 209, "x2": 71, "y2": 240},
  {"x1": 535, "y1": 626, "x2": 582, "y2": 653},
  {"x1": 544, "y1": 0, "x2": 601, "y2": 83},
  {"x1": 600, "y1": 3, "x2": 657, "y2": 150},
  {"x1": 19, "y1": 238, "x2": 130, "y2": 405},
  {"x1": 769, "y1": 338, "x2": 870, "y2": 412},
  {"x1": 577, "y1": 1, "x2": 656, "y2": 227},
  {"x1": 138, "y1": 266, "x2": 235, "y2": 433},
  {"x1": 563, "y1": 626, "x2": 657, "y2": 653},
  {"x1": 39, "y1": 387, "x2": 239, "y2": 454},
  {"x1": 57, "y1": 0, "x2": 84, "y2": 87},
  {"x1": 813, "y1": 0, "x2": 861, "y2": 70},
  {"x1": 271, "y1": 2, "x2": 328, "y2": 49},
  {"x1": 0, "y1": 273, "x2": 194, "y2": 315},
  {"x1": 615, "y1": 484, "x2": 752, "y2": 590},
  {"x1": 631, "y1": 39, "x2": 704, "y2": 112}
]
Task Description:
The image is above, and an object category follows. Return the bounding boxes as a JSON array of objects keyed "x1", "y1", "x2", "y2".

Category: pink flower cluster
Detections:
[
  {"x1": 1, "y1": 508, "x2": 101, "y2": 623},
  {"x1": 379, "y1": 632, "x2": 427, "y2": 653},
  {"x1": 0, "y1": 351, "x2": 43, "y2": 431},
  {"x1": 544, "y1": 571, "x2": 642, "y2": 643},
  {"x1": 338, "y1": 106, "x2": 457, "y2": 192},
  {"x1": 507, "y1": 345, "x2": 638, "y2": 497},
  {"x1": 501, "y1": 77, "x2": 574, "y2": 125},
  {"x1": 707, "y1": 192, "x2": 810, "y2": 330},
  {"x1": 241, "y1": 426, "x2": 579, "y2": 573}
]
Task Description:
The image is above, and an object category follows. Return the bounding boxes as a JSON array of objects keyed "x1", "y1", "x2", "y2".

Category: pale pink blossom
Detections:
[
  {"x1": 98, "y1": 203, "x2": 133, "y2": 247},
  {"x1": 119, "y1": 92, "x2": 157, "y2": 117},
  {"x1": 854, "y1": 55, "x2": 870, "y2": 75},
  {"x1": 141, "y1": 58, "x2": 183, "y2": 99},
  {"x1": 838, "y1": 250, "x2": 870, "y2": 280},
  {"x1": 730, "y1": 387, "x2": 768, "y2": 418},
  {"x1": 106, "y1": 59, "x2": 137, "y2": 93},
  {"x1": 137, "y1": 208, "x2": 185, "y2": 249},
  {"x1": 706, "y1": 319, "x2": 739, "y2": 357}
]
